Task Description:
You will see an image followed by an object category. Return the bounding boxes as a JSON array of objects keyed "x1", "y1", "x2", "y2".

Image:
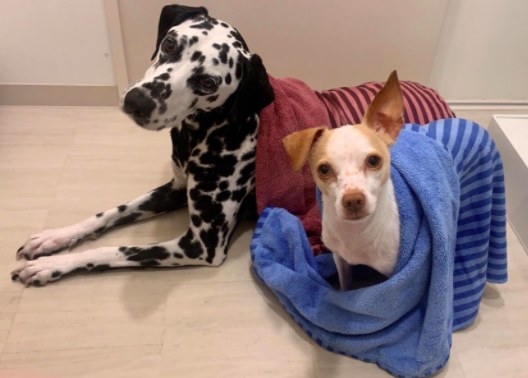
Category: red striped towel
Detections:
[
  {"x1": 256, "y1": 76, "x2": 455, "y2": 254},
  {"x1": 317, "y1": 81, "x2": 455, "y2": 128}
]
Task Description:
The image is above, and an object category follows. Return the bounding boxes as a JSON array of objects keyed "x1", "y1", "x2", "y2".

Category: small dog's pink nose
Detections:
[{"x1": 342, "y1": 191, "x2": 366, "y2": 213}]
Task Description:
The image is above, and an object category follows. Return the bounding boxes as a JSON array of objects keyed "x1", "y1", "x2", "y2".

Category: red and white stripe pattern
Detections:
[{"x1": 316, "y1": 81, "x2": 455, "y2": 128}]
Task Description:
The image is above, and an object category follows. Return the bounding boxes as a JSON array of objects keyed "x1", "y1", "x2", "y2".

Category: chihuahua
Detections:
[{"x1": 282, "y1": 71, "x2": 404, "y2": 290}]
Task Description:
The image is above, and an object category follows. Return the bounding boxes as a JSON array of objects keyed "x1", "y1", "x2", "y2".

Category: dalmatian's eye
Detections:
[
  {"x1": 161, "y1": 37, "x2": 177, "y2": 54},
  {"x1": 199, "y1": 76, "x2": 219, "y2": 93},
  {"x1": 366, "y1": 154, "x2": 382, "y2": 169}
]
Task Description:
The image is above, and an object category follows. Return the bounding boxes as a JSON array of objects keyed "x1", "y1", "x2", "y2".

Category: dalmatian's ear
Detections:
[
  {"x1": 151, "y1": 5, "x2": 209, "y2": 60},
  {"x1": 228, "y1": 54, "x2": 275, "y2": 126}
]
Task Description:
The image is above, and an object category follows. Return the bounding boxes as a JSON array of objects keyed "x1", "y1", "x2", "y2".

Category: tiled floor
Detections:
[{"x1": 0, "y1": 106, "x2": 527, "y2": 377}]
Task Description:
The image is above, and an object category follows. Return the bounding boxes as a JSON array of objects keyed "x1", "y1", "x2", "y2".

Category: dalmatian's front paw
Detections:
[
  {"x1": 11, "y1": 255, "x2": 74, "y2": 286},
  {"x1": 16, "y1": 227, "x2": 86, "y2": 260}
]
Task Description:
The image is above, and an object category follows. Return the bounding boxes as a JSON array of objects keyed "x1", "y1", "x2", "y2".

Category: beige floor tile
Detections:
[
  {"x1": 161, "y1": 280, "x2": 315, "y2": 377},
  {"x1": 4, "y1": 282, "x2": 166, "y2": 353},
  {"x1": 0, "y1": 345, "x2": 162, "y2": 378},
  {"x1": 313, "y1": 348, "x2": 391, "y2": 378},
  {"x1": 312, "y1": 337, "x2": 467, "y2": 377},
  {"x1": 0, "y1": 290, "x2": 21, "y2": 356}
]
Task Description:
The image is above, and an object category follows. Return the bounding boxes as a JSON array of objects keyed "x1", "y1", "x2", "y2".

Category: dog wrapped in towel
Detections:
[
  {"x1": 256, "y1": 76, "x2": 455, "y2": 254},
  {"x1": 251, "y1": 118, "x2": 507, "y2": 377}
]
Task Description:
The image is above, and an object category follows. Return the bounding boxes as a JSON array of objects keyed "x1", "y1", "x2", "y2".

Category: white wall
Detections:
[
  {"x1": 1, "y1": 0, "x2": 526, "y2": 103},
  {"x1": 0, "y1": 0, "x2": 114, "y2": 86},
  {"x1": 119, "y1": 0, "x2": 449, "y2": 89},
  {"x1": 429, "y1": 0, "x2": 528, "y2": 102}
]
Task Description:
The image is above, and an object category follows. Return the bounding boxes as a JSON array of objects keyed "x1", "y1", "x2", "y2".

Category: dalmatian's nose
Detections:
[{"x1": 123, "y1": 88, "x2": 156, "y2": 120}]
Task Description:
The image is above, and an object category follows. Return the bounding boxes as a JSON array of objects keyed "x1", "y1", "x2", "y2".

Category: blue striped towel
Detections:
[{"x1": 250, "y1": 119, "x2": 507, "y2": 377}]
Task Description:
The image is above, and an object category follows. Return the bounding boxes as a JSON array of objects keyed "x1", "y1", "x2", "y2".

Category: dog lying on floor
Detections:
[{"x1": 11, "y1": 4, "x2": 454, "y2": 286}]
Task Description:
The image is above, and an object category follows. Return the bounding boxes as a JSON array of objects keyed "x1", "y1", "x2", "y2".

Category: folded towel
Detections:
[
  {"x1": 251, "y1": 119, "x2": 507, "y2": 377},
  {"x1": 256, "y1": 76, "x2": 456, "y2": 254}
]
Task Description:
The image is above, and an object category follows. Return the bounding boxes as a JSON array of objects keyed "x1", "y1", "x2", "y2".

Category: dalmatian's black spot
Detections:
[
  {"x1": 33, "y1": 280, "x2": 42, "y2": 286},
  {"x1": 207, "y1": 94, "x2": 219, "y2": 102},
  {"x1": 112, "y1": 212, "x2": 142, "y2": 228},
  {"x1": 138, "y1": 182, "x2": 186, "y2": 213},
  {"x1": 142, "y1": 82, "x2": 171, "y2": 101},
  {"x1": 120, "y1": 246, "x2": 170, "y2": 262},
  {"x1": 70, "y1": 267, "x2": 89, "y2": 275},
  {"x1": 231, "y1": 188, "x2": 247, "y2": 202},
  {"x1": 188, "y1": 98, "x2": 198, "y2": 109},
  {"x1": 225, "y1": 73, "x2": 232, "y2": 84},
  {"x1": 194, "y1": 181, "x2": 217, "y2": 192},
  {"x1": 92, "y1": 264, "x2": 111, "y2": 272},
  {"x1": 118, "y1": 205, "x2": 127, "y2": 212},
  {"x1": 200, "y1": 228, "x2": 219, "y2": 263},
  {"x1": 218, "y1": 43, "x2": 230, "y2": 64},
  {"x1": 93, "y1": 226, "x2": 106, "y2": 236},
  {"x1": 167, "y1": 68, "x2": 173, "y2": 72},
  {"x1": 220, "y1": 22, "x2": 229, "y2": 28},
  {"x1": 202, "y1": 31, "x2": 208, "y2": 35},
  {"x1": 190, "y1": 19, "x2": 215, "y2": 30},
  {"x1": 95, "y1": 212, "x2": 103, "y2": 218},
  {"x1": 228, "y1": 57, "x2": 234, "y2": 68},
  {"x1": 212, "y1": 58, "x2": 219, "y2": 65},
  {"x1": 141, "y1": 260, "x2": 161, "y2": 267},
  {"x1": 241, "y1": 150, "x2": 255, "y2": 161},
  {"x1": 173, "y1": 252, "x2": 184, "y2": 259},
  {"x1": 191, "y1": 51, "x2": 203, "y2": 62},
  {"x1": 232, "y1": 41, "x2": 243, "y2": 49},
  {"x1": 191, "y1": 215, "x2": 202, "y2": 228},
  {"x1": 191, "y1": 148, "x2": 201, "y2": 158},
  {"x1": 218, "y1": 181, "x2": 229, "y2": 191},
  {"x1": 51, "y1": 271, "x2": 62, "y2": 279},
  {"x1": 155, "y1": 73, "x2": 170, "y2": 81},
  {"x1": 237, "y1": 163, "x2": 255, "y2": 186},
  {"x1": 216, "y1": 190, "x2": 231, "y2": 202},
  {"x1": 189, "y1": 36, "x2": 199, "y2": 46},
  {"x1": 235, "y1": 60, "x2": 243, "y2": 80},
  {"x1": 179, "y1": 230, "x2": 203, "y2": 259},
  {"x1": 87, "y1": 263, "x2": 94, "y2": 268}
]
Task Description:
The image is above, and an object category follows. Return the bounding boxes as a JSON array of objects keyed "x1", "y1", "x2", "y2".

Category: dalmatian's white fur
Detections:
[{"x1": 12, "y1": 5, "x2": 274, "y2": 286}]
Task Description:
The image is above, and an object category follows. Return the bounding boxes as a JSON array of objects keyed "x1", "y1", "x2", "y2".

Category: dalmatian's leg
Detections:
[
  {"x1": 16, "y1": 170, "x2": 187, "y2": 261},
  {"x1": 11, "y1": 159, "x2": 252, "y2": 286}
]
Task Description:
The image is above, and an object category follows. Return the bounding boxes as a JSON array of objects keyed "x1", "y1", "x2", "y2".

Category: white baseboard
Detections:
[
  {"x1": 447, "y1": 101, "x2": 528, "y2": 127},
  {"x1": 448, "y1": 100, "x2": 528, "y2": 111},
  {"x1": 0, "y1": 84, "x2": 119, "y2": 106}
]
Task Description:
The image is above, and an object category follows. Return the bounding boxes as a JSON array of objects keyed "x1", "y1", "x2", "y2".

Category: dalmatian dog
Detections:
[{"x1": 11, "y1": 4, "x2": 274, "y2": 286}]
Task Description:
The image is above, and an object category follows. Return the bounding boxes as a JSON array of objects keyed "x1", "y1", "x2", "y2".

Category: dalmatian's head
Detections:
[{"x1": 122, "y1": 5, "x2": 274, "y2": 131}]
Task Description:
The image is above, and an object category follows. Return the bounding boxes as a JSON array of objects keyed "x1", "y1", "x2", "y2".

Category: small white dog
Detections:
[{"x1": 282, "y1": 71, "x2": 404, "y2": 290}]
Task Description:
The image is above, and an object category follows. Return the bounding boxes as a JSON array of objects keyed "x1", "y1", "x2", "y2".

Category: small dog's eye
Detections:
[
  {"x1": 161, "y1": 38, "x2": 177, "y2": 54},
  {"x1": 317, "y1": 164, "x2": 332, "y2": 178},
  {"x1": 366, "y1": 154, "x2": 382, "y2": 169}
]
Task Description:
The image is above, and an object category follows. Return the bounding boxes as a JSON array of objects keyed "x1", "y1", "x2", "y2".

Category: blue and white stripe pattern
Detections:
[{"x1": 405, "y1": 119, "x2": 507, "y2": 330}]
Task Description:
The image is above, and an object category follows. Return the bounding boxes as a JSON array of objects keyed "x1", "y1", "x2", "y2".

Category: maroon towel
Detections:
[{"x1": 255, "y1": 76, "x2": 455, "y2": 254}]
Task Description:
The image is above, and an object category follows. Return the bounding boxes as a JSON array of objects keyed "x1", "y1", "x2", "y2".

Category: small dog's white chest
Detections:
[{"x1": 321, "y1": 190, "x2": 400, "y2": 277}]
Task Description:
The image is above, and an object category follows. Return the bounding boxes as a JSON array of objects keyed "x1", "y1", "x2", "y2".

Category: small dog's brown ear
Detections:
[
  {"x1": 363, "y1": 70, "x2": 404, "y2": 140},
  {"x1": 282, "y1": 127, "x2": 326, "y2": 171}
]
